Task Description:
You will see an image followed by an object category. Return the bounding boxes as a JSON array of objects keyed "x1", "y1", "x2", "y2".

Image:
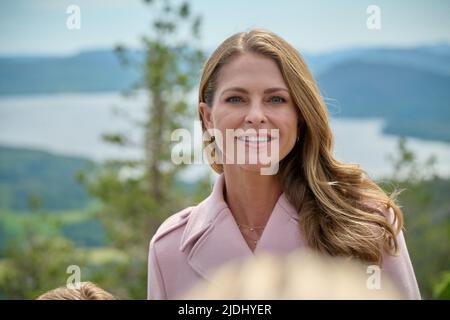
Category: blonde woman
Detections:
[{"x1": 147, "y1": 29, "x2": 421, "y2": 300}]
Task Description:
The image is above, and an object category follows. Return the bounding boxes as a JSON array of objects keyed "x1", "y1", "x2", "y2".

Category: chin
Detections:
[{"x1": 234, "y1": 163, "x2": 280, "y2": 176}]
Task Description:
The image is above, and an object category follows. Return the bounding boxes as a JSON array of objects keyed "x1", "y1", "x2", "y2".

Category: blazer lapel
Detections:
[
  {"x1": 255, "y1": 193, "x2": 307, "y2": 254},
  {"x1": 180, "y1": 174, "x2": 306, "y2": 282},
  {"x1": 187, "y1": 206, "x2": 252, "y2": 281}
]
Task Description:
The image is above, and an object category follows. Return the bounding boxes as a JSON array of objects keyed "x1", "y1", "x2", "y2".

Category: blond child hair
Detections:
[{"x1": 37, "y1": 282, "x2": 115, "y2": 300}]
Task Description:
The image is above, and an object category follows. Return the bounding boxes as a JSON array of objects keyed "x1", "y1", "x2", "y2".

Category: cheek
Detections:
[
  {"x1": 277, "y1": 114, "x2": 299, "y2": 140},
  {"x1": 212, "y1": 107, "x2": 243, "y2": 130},
  {"x1": 211, "y1": 109, "x2": 239, "y2": 149}
]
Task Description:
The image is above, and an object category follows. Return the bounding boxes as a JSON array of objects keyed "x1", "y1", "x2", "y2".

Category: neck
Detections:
[{"x1": 222, "y1": 165, "x2": 282, "y2": 228}]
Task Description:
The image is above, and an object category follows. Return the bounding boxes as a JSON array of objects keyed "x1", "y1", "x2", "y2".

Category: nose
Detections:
[{"x1": 244, "y1": 102, "x2": 267, "y2": 125}]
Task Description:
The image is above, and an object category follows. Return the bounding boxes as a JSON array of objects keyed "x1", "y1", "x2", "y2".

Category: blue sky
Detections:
[{"x1": 1, "y1": 0, "x2": 449, "y2": 56}]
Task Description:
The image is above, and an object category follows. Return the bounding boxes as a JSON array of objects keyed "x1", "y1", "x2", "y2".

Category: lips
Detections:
[
  {"x1": 236, "y1": 135, "x2": 272, "y2": 143},
  {"x1": 234, "y1": 133, "x2": 278, "y2": 150}
]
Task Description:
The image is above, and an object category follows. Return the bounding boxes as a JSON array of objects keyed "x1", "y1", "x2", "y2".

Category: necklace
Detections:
[
  {"x1": 237, "y1": 223, "x2": 267, "y2": 249},
  {"x1": 236, "y1": 224, "x2": 266, "y2": 231}
]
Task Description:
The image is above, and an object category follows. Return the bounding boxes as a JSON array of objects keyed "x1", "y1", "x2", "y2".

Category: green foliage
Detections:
[
  {"x1": 0, "y1": 145, "x2": 93, "y2": 211},
  {"x1": 379, "y1": 137, "x2": 450, "y2": 299},
  {"x1": 61, "y1": 218, "x2": 107, "y2": 247},
  {"x1": 0, "y1": 203, "x2": 104, "y2": 255},
  {"x1": 0, "y1": 206, "x2": 127, "y2": 299},
  {"x1": 386, "y1": 136, "x2": 438, "y2": 183},
  {"x1": 0, "y1": 218, "x2": 86, "y2": 299},
  {"x1": 433, "y1": 271, "x2": 450, "y2": 299},
  {"x1": 77, "y1": 0, "x2": 208, "y2": 298}
]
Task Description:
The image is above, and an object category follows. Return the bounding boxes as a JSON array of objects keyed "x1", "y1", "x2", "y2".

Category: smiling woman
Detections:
[
  {"x1": 200, "y1": 53, "x2": 299, "y2": 176},
  {"x1": 147, "y1": 28, "x2": 421, "y2": 300}
]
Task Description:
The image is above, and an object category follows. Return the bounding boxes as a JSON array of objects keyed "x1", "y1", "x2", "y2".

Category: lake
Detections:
[{"x1": 1, "y1": 92, "x2": 449, "y2": 181}]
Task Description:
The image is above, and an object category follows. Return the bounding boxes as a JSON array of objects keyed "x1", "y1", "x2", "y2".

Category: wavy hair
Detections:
[{"x1": 198, "y1": 29, "x2": 403, "y2": 263}]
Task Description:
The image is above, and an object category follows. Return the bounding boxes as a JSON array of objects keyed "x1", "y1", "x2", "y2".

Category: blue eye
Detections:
[
  {"x1": 270, "y1": 96, "x2": 286, "y2": 104},
  {"x1": 226, "y1": 96, "x2": 243, "y2": 104},
  {"x1": 225, "y1": 96, "x2": 286, "y2": 104}
]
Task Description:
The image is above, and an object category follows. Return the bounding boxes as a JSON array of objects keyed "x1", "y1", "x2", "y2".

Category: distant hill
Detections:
[
  {"x1": 304, "y1": 43, "x2": 450, "y2": 76},
  {"x1": 2, "y1": 44, "x2": 449, "y2": 96},
  {"x1": 317, "y1": 61, "x2": 450, "y2": 142},
  {"x1": 0, "y1": 145, "x2": 93, "y2": 211},
  {"x1": 0, "y1": 44, "x2": 449, "y2": 142},
  {"x1": 0, "y1": 49, "x2": 142, "y2": 95}
]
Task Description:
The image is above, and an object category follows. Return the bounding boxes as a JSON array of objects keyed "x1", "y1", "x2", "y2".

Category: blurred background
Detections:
[{"x1": 0, "y1": 0, "x2": 449, "y2": 299}]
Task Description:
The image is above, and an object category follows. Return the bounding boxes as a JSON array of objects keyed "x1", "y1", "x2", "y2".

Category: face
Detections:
[{"x1": 199, "y1": 52, "x2": 300, "y2": 174}]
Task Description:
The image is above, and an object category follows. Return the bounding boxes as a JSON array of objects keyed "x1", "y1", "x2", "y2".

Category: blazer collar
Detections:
[{"x1": 180, "y1": 174, "x2": 306, "y2": 281}]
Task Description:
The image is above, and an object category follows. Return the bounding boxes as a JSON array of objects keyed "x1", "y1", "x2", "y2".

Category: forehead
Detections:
[{"x1": 216, "y1": 53, "x2": 287, "y2": 91}]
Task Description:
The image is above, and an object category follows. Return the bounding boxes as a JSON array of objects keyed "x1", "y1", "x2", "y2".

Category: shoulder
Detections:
[
  {"x1": 150, "y1": 206, "x2": 194, "y2": 249},
  {"x1": 147, "y1": 206, "x2": 196, "y2": 300},
  {"x1": 360, "y1": 199, "x2": 397, "y2": 223}
]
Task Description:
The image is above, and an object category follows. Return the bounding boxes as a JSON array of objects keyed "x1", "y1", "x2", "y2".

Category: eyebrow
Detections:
[{"x1": 220, "y1": 87, "x2": 289, "y2": 97}]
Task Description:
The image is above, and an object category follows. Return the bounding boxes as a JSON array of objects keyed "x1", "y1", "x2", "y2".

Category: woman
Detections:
[{"x1": 147, "y1": 29, "x2": 421, "y2": 300}]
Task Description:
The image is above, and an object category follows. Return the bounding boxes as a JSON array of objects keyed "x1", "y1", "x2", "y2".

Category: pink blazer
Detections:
[{"x1": 147, "y1": 174, "x2": 421, "y2": 299}]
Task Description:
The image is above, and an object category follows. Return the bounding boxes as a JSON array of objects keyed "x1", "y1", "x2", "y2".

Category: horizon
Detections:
[{"x1": 1, "y1": 41, "x2": 449, "y2": 59}]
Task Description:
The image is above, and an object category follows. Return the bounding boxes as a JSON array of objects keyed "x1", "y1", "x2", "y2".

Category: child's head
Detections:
[
  {"x1": 185, "y1": 250, "x2": 403, "y2": 299},
  {"x1": 37, "y1": 282, "x2": 115, "y2": 300}
]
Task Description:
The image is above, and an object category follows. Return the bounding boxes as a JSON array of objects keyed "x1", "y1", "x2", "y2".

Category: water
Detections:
[{"x1": 1, "y1": 92, "x2": 449, "y2": 180}]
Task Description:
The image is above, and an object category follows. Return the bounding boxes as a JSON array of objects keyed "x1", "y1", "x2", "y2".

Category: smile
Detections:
[{"x1": 236, "y1": 136, "x2": 273, "y2": 143}]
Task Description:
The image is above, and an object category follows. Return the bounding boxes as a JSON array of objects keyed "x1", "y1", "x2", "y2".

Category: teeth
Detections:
[{"x1": 237, "y1": 136, "x2": 271, "y2": 142}]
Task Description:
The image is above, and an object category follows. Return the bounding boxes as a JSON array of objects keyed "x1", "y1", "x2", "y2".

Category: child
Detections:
[{"x1": 37, "y1": 282, "x2": 115, "y2": 300}]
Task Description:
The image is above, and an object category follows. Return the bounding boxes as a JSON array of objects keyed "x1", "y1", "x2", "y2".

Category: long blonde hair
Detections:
[{"x1": 198, "y1": 29, "x2": 403, "y2": 263}]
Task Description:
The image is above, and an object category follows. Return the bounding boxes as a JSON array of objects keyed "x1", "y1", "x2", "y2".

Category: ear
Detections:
[{"x1": 199, "y1": 102, "x2": 213, "y2": 129}]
